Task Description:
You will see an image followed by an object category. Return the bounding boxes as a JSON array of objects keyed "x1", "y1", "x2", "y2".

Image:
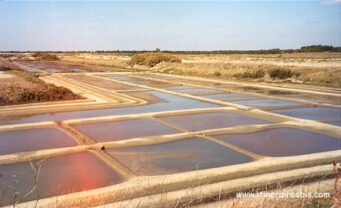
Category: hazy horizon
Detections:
[{"x1": 0, "y1": 1, "x2": 340, "y2": 51}]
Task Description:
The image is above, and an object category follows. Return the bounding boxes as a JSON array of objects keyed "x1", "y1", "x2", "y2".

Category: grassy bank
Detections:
[
  {"x1": 56, "y1": 52, "x2": 341, "y2": 87},
  {"x1": 0, "y1": 61, "x2": 82, "y2": 106}
]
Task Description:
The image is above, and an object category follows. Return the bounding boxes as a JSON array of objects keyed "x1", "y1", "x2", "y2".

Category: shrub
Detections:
[
  {"x1": 33, "y1": 53, "x2": 60, "y2": 61},
  {"x1": 129, "y1": 53, "x2": 181, "y2": 67},
  {"x1": 213, "y1": 71, "x2": 221, "y2": 77},
  {"x1": 234, "y1": 70, "x2": 265, "y2": 79},
  {"x1": 268, "y1": 68, "x2": 294, "y2": 79},
  {"x1": 0, "y1": 64, "x2": 10, "y2": 71},
  {"x1": 0, "y1": 60, "x2": 20, "y2": 71},
  {"x1": 3, "y1": 85, "x2": 81, "y2": 105},
  {"x1": 0, "y1": 70, "x2": 82, "y2": 106},
  {"x1": 299, "y1": 45, "x2": 341, "y2": 52}
]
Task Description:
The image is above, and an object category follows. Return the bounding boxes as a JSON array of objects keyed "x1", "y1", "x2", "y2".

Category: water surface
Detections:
[
  {"x1": 0, "y1": 152, "x2": 123, "y2": 206},
  {"x1": 233, "y1": 99, "x2": 299, "y2": 107},
  {"x1": 0, "y1": 128, "x2": 77, "y2": 155},
  {"x1": 272, "y1": 107, "x2": 341, "y2": 120},
  {"x1": 159, "y1": 112, "x2": 270, "y2": 131},
  {"x1": 214, "y1": 128, "x2": 341, "y2": 156},
  {"x1": 107, "y1": 137, "x2": 252, "y2": 175},
  {"x1": 76, "y1": 118, "x2": 179, "y2": 142}
]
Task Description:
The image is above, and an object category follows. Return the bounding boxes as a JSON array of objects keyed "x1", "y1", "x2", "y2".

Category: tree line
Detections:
[{"x1": 2, "y1": 45, "x2": 341, "y2": 54}]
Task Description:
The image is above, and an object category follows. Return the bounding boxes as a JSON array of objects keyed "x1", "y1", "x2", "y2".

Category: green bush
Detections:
[
  {"x1": 234, "y1": 70, "x2": 265, "y2": 79},
  {"x1": 129, "y1": 53, "x2": 181, "y2": 67},
  {"x1": 268, "y1": 68, "x2": 294, "y2": 79}
]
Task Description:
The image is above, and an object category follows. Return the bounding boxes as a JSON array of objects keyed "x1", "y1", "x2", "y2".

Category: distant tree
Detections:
[
  {"x1": 299, "y1": 45, "x2": 341, "y2": 52},
  {"x1": 155, "y1": 48, "x2": 161, "y2": 52}
]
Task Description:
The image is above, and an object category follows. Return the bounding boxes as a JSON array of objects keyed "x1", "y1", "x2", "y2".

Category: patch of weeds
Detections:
[
  {"x1": 1, "y1": 85, "x2": 81, "y2": 106},
  {"x1": 268, "y1": 68, "x2": 300, "y2": 79},
  {"x1": 33, "y1": 53, "x2": 60, "y2": 61},
  {"x1": 0, "y1": 70, "x2": 82, "y2": 106},
  {"x1": 213, "y1": 71, "x2": 221, "y2": 77},
  {"x1": 310, "y1": 198, "x2": 333, "y2": 208},
  {"x1": 129, "y1": 53, "x2": 181, "y2": 67},
  {"x1": 234, "y1": 70, "x2": 265, "y2": 79}
]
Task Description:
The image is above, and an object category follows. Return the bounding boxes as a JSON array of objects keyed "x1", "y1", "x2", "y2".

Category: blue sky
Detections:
[{"x1": 0, "y1": 1, "x2": 340, "y2": 51}]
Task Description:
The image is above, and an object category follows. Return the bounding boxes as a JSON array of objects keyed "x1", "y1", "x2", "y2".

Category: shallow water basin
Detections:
[
  {"x1": 214, "y1": 128, "x2": 341, "y2": 157},
  {"x1": 272, "y1": 107, "x2": 341, "y2": 120},
  {"x1": 158, "y1": 112, "x2": 270, "y2": 131},
  {"x1": 125, "y1": 78, "x2": 177, "y2": 88},
  {"x1": 0, "y1": 152, "x2": 123, "y2": 206},
  {"x1": 290, "y1": 94, "x2": 341, "y2": 105},
  {"x1": 106, "y1": 137, "x2": 253, "y2": 175},
  {"x1": 172, "y1": 88, "x2": 226, "y2": 96},
  {"x1": 203, "y1": 93, "x2": 261, "y2": 101},
  {"x1": 0, "y1": 128, "x2": 77, "y2": 155},
  {"x1": 327, "y1": 121, "x2": 341, "y2": 126},
  {"x1": 75, "y1": 118, "x2": 179, "y2": 142},
  {"x1": 233, "y1": 99, "x2": 300, "y2": 108}
]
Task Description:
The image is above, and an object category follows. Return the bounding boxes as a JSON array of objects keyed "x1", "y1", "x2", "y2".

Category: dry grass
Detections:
[
  {"x1": 0, "y1": 65, "x2": 82, "y2": 105},
  {"x1": 148, "y1": 52, "x2": 341, "y2": 87},
  {"x1": 32, "y1": 52, "x2": 341, "y2": 87},
  {"x1": 152, "y1": 56, "x2": 341, "y2": 87},
  {"x1": 234, "y1": 70, "x2": 266, "y2": 79},
  {"x1": 33, "y1": 53, "x2": 60, "y2": 61},
  {"x1": 129, "y1": 52, "x2": 181, "y2": 67}
]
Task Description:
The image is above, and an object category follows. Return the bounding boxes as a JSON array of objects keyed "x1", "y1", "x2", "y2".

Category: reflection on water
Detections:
[
  {"x1": 76, "y1": 118, "x2": 179, "y2": 142},
  {"x1": 255, "y1": 90, "x2": 301, "y2": 96},
  {"x1": 328, "y1": 121, "x2": 341, "y2": 127},
  {"x1": 104, "y1": 75, "x2": 134, "y2": 81},
  {"x1": 203, "y1": 93, "x2": 261, "y2": 101},
  {"x1": 233, "y1": 99, "x2": 299, "y2": 107},
  {"x1": 121, "y1": 77, "x2": 176, "y2": 88},
  {"x1": 214, "y1": 128, "x2": 341, "y2": 157},
  {"x1": 165, "y1": 85, "x2": 196, "y2": 90},
  {"x1": 290, "y1": 94, "x2": 341, "y2": 105},
  {"x1": 159, "y1": 112, "x2": 270, "y2": 131},
  {"x1": 19, "y1": 62, "x2": 113, "y2": 73},
  {"x1": 0, "y1": 128, "x2": 77, "y2": 155},
  {"x1": 70, "y1": 68, "x2": 85, "y2": 72},
  {"x1": 171, "y1": 88, "x2": 225, "y2": 96},
  {"x1": 107, "y1": 137, "x2": 253, "y2": 175},
  {"x1": 272, "y1": 107, "x2": 341, "y2": 120},
  {"x1": 0, "y1": 152, "x2": 123, "y2": 206},
  {"x1": 15, "y1": 63, "x2": 41, "y2": 73}
]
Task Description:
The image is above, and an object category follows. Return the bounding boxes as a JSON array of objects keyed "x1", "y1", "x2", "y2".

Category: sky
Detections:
[{"x1": 0, "y1": 1, "x2": 340, "y2": 51}]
